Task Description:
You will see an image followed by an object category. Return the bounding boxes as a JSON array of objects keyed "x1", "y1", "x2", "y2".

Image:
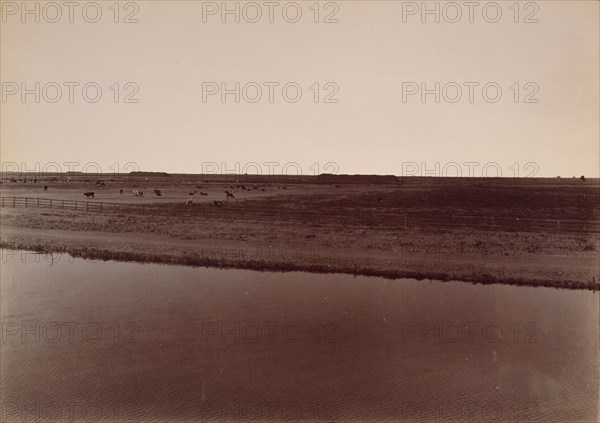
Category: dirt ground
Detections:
[{"x1": 1, "y1": 175, "x2": 599, "y2": 289}]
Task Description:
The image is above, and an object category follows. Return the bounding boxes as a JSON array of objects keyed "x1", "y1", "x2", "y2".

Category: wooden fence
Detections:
[{"x1": 1, "y1": 196, "x2": 599, "y2": 233}]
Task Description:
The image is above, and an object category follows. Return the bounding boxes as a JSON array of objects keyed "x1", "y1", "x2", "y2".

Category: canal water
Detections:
[{"x1": 1, "y1": 250, "x2": 598, "y2": 422}]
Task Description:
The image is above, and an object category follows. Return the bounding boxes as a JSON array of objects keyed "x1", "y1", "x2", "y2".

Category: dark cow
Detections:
[
  {"x1": 43, "y1": 186, "x2": 48, "y2": 191},
  {"x1": 200, "y1": 192, "x2": 208, "y2": 196},
  {"x1": 154, "y1": 189, "x2": 162, "y2": 196},
  {"x1": 186, "y1": 199, "x2": 193, "y2": 206},
  {"x1": 83, "y1": 192, "x2": 95, "y2": 198},
  {"x1": 225, "y1": 191, "x2": 235, "y2": 200},
  {"x1": 189, "y1": 192, "x2": 194, "y2": 196},
  {"x1": 213, "y1": 200, "x2": 223, "y2": 207},
  {"x1": 120, "y1": 189, "x2": 123, "y2": 195}
]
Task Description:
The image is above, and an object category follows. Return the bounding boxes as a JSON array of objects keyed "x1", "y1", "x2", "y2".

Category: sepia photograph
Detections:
[{"x1": 0, "y1": 1, "x2": 599, "y2": 422}]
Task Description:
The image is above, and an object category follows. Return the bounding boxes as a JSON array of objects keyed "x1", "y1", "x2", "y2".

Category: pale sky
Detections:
[{"x1": 1, "y1": 0, "x2": 599, "y2": 177}]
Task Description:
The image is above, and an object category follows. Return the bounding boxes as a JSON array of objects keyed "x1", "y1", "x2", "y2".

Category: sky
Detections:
[{"x1": 1, "y1": 0, "x2": 599, "y2": 177}]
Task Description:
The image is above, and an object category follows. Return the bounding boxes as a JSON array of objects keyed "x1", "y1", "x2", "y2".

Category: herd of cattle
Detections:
[{"x1": 77, "y1": 184, "x2": 279, "y2": 206}]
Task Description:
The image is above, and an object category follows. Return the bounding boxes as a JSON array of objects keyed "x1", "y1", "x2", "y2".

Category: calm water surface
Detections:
[{"x1": 1, "y1": 250, "x2": 598, "y2": 422}]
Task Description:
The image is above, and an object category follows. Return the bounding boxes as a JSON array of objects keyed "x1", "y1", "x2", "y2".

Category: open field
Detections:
[{"x1": 1, "y1": 174, "x2": 599, "y2": 290}]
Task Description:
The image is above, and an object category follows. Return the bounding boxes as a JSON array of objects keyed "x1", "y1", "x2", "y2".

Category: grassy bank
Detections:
[{"x1": 1, "y1": 237, "x2": 598, "y2": 291}]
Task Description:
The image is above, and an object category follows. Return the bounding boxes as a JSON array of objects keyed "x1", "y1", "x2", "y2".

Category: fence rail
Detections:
[{"x1": 1, "y1": 196, "x2": 599, "y2": 233}]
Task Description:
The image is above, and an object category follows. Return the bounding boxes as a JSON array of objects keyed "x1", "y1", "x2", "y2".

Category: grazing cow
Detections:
[
  {"x1": 154, "y1": 189, "x2": 162, "y2": 196},
  {"x1": 120, "y1": 189, "x2": 123, "y2": 195},
  {"x1": 581, "y1": 175, "x2": 586, "y2": 181},
  {"x1": 420, "y1": 195, "x2": 425, "y2": 202},
  {"x1": 261, "y1": 188, "x2": 266, "y2": 191},
  {"x1": 213, "y1": 200, "x2": 223, "y2": 207},
  {"x1": 186, "y1": 199, "x2": 193, "y2": 205},
  {"x1": 132, "y1": 190, "x2": 143, "y2": 197},
  {"x1": 83, "y1": 192, "x2": 95, "y2": 198},
  {"x1": 43, "y1": 186, "x2": 48, "y2": 191},
  {"x1": 189, "y1": 192, "x2": 194, "y2": 196},
  {"x1": 225, "y1": 191, "x2": 235, "y2": 200},
  {"x1": 200, "y1": 192, "x2": 208, "y2": 196},
  {"x1": 33, "y1": 178, "x2": 37, "y2": 183}
]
